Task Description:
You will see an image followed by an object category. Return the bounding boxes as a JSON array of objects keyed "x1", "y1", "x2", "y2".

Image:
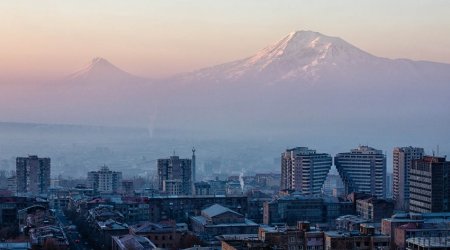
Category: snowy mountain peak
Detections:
[
  {"x1": 186, "y1": 30, "x2": 380, "y2": 83},
  {"x1": 245, "y1": 30, "x2": 373, "y2": 69}
]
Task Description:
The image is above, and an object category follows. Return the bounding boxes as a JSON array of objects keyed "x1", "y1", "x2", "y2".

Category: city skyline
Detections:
[{"x1": 1, "y1": 2, "x2": 450, "y2": 249}]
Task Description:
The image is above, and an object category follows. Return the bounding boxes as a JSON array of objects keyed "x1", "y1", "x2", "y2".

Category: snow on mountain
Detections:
[
  {"x1": 2, "y1": 31, "x2": 449, "y2": 132},
  {"x1": 154, "y1": 30, "x2": 450, "y2": 135},
  {"x1": 178, "y1": 30, "x2": 450, "y2": 85}
]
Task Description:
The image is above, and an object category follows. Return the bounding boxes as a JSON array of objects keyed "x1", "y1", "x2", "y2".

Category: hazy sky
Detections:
[{"x1": 1, "y1": 0, "x2": 450, "y2": 78}]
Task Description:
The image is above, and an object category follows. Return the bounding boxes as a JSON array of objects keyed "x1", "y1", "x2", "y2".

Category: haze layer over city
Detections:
[{"x1": 1, "y1": 0, "x2": 449, "y2": 179}]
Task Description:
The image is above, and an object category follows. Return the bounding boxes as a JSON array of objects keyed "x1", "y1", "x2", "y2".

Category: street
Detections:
[{"x1": 55, "y1": 210, "x2": 92, "y2": 250}]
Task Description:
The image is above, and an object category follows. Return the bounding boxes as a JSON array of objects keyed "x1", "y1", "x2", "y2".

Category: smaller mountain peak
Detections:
[
  {"x1": 91, "y1": 57, "x2": 112, "y2": 66},
  {"x1": 289, "y1": 30, "x2": 322, "y2": 36},
  {"x1": 67, "y1": 57, "x2": 143, "y2": 82}
]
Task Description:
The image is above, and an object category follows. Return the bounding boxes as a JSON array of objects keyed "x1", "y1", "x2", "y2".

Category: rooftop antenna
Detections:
[{"x1": 437, "y1": 145, "x2": 440, "y2": 157}]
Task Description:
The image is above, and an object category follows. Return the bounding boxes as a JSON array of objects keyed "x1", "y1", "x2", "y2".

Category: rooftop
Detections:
[
  {"x1": 202, "y1": 204, "x2": 242, "y2": 218},
  {"x1": 336, "y1": 214, "x2": 370, "y2": 224},
  {"x1": 97, "y1": 219, "x2": 128, "y2": 230},
  {"x1": 407, "y1": 236, "x2": 450, "y2": 247},
  {"x1": 131, "y1": 221, "x2": 187, "y2": 233},
  {"x1": 112, "y1": 234, "x2": 156, "y2": 249},
  {"x1": 325, "y1": 230, "x2": 389, "y2": 239},
  {"x1": 0, "y1": 242, "x2": 31, "y2": 250},
  {"x1": 191, "y1": 216, "x2": 258, "y2": 227}
]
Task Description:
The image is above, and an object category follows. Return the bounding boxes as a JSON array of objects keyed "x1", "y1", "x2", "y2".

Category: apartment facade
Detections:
[
  {"x1": 393, "y1": 147, "x2": 424, "y2": 210},
  {"x1": 280, "y1": 147, "x2": 332, "y2": 195},
  {"x1": 16, "y1": 155, "x2": 51, "y2": 195},
  {"x1": 335, "y1": 146, "x2": 386, "y2": 198},
  {"x1": 409, "y1": 156, "x2": 450, "y2": 213}
]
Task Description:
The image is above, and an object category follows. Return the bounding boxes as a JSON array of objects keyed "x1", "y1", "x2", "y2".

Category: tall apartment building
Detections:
[
  {"x1": 392, "y1": 147, "x2": 424, "y2": 210},
  {"x1": 280, "y1": 147, "x2": 332, "y2": 195},
  {"x1": 409, "y1": 156, "x2": 450, "y2": 213},
  {"x1": 87, "y1": 166, "x2": 122, "y2": 194},
  {"x1": 16, "y1": 155, "x2": 51, "y2": 195},
  {"x1": 157, "y1": 155, "x2": 192, "y2": 195},
  {"x1": 335, "y1": 146, "x2": 386, "y2": 198}
]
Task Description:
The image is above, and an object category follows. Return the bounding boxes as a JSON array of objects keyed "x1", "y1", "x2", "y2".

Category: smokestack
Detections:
[{"x1": 239, "y1": 171, "x2": 245, "y2": 192}]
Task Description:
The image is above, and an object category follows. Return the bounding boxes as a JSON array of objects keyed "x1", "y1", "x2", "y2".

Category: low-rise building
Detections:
[
  {"x1": 259, "y1": 222, "x2": 324, "y2": 250},
  {"x1": 0, "y1": 197, "x2": 48, "y2": 226},
  {"x1": 220, "y1": 234, "x2": 266, "y2": 250},
  {"x1": 112, "y1": 234, "x2": 156, "y2": 250},
  {"x1": 246, "y1": 190, "x2": 272, "y2": 224},
  {"x1": 324, "y1": 224, "x2": 390, "y2": 250},
  {"x1": 382, "y1": 212, "x2": 450, "y2": 249},
  {"x1": 94, "y1": 219, "x2": 129, "y2": 249},
  {"x1": 406, "y1": 236, "x2": 450, "y2": 250},
  {"x1": 16, "y1": 205, "x2": 69, "y2": 250},
  {"x1": 130, "y1": 221, "x2": 188, "y2": 249},
  {"x1": 208, "y1": 179, "x2": 227, "y2": 195},
  {"x1": 336, "y1": 215, "x2": 371, "y2": 232},
  {"x1": 226, "y1": 182, "x2": 243, "y2": 195},
  {"x1": 395, "y1": 223, "x2": 450, "y2": 250},
  {"x1": 29, "y1": 225, "x2": 69, "y2": 249},
  {"x1": 263, "y1": 193, "x2": 353, "y2": 226},
  {"x1": 356, "y1": 197, "x2": 394, "y2": 222},
  {"x1": 0, "y1": 242, "x2": 31, "y2": 250},
  {"x1": 146, "y1": 195, "x2": 248, "y2": 223},
  {"x1": 195, "y1": 182, "x2": 212, "y2": 196},
  {"x1": 87, "y1": 205, "x2": 124, "y2": 223},
  {"x1": 191, "y1": 204, "x2": 259, "y2": 238}
]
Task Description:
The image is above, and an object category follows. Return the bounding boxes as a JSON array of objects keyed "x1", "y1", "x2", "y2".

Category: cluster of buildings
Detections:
[
  {"x1": 281, "y1": 146, "x2": 387, "y2": 198},
  {"x1": 1, "y1": 144, "x2": 450, "y2": 249},
  {"x1": 0, "y1": 200, "x2": 70, "y2": 249}
]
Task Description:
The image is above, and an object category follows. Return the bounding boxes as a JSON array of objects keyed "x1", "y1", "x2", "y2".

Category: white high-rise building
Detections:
[
  {"x1": 335, "y1": 146, "x2": 386, "y2": 198},
  {"x1": 87, "y1": 166, "x2": 122, "y2": 194},
  {"x1": 280, "y1": 147, "x2": 332, "y2": 195},
  {"x1": 393, "y1": 147, "x2": 424, "y2": 210}
]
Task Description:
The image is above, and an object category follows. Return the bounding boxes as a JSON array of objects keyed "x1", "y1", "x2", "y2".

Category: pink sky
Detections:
[{"x1": 1, "y1": 1, "x2": 449, "y2": 79}]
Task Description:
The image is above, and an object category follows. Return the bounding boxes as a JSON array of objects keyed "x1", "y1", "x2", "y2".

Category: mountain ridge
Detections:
[
  {"x1": 61, "y1": 30, "x2": 450, "y2": 87},
  {"x1": 172, "y1": 30, "x2": 450, "y2": 85}
]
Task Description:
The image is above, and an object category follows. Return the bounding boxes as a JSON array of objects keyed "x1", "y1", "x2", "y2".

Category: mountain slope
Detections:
[
  {"x1": 38, "y1": 58, "x2": 157, "y2": 126},
  {"x1": 153, "y1": 30, "x2": 450, "y2": 138},
  {"x1": 177, "y1": 30, "x2": 450, "y2": 85},
  {"x1": 66, "y1": 57, "x2": 148, "y2": 84},
  {"x1": 1, "y1": 31, "x2": 449, "y2": 135}
]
